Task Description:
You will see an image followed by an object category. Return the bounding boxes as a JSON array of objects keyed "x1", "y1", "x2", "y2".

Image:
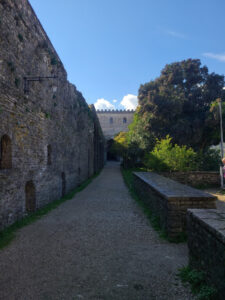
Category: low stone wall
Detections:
[
  {"x1": 158, "y1": 171, "x2": 220, "y2": 188},
  {"x1": 187, "y1": 209, "x2": 225, "y2": 299},
  {"x1": 133, "y1": 172, "x2": 216, "y2": 238}
]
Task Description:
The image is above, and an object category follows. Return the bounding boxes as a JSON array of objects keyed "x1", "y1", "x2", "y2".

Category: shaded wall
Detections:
[
  {"x1": 0, "y1": 0, "x2": 104, "y2": 229},
  {"x1": 187, "y1": 209, "x2": 225, "y2": 299}
]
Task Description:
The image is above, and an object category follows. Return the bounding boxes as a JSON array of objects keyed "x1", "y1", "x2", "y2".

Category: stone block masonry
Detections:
[
  {"x1": 187, "y1": 209, "x2": 225, "y2": 299},
  {"x1": 158, "y1": 171, "x2": 220, "y2": 188},
  {"x1": 0, "y1": 0, "x2": 105, "y2": 230},
  {"x1": 133, "y1": 172, "x2": 216, "y2": 238},
  {"x1": 96, "y1": 110, "x2": 134, "y2": 140}
]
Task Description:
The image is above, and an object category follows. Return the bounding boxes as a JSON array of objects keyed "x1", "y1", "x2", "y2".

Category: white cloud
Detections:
[
  {"x1": 94, "y1": 98, "x2": 115, "y2": 110},
  {"x1": 203, "y1": 52, "x2": 225, "y2": 62},
  {"x1": 120, "y1": 94, "x2": 138, "y2": 110},
  {"x1": 166, "y1": 30, "x2": 186, "y2": 39},
  {"x1": 113, "y1": 99, "x2": 117, "y2": 103}
]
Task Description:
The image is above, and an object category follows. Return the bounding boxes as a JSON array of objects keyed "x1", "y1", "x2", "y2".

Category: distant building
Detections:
[{"x1": 96, "y1": 110, "x2": 135, "y2": 140}]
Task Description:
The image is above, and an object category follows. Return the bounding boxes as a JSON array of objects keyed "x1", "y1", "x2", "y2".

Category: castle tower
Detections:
[{"x1": 96, "y1": 110, "x2": 135, "y2": 140}]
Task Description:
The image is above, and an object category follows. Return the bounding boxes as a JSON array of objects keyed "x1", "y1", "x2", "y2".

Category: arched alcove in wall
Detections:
[
  {"x1": 107, "y1": 139, "x2": 118, "y2": 161},
  {"x1": 0, "y1": 134, "x2": 12, "y2": 169},
  {"x1": 25, "y1": 181, "x2": 36, "y2": 212}
]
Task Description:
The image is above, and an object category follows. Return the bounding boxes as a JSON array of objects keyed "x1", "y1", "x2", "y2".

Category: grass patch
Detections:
[
  {"x1": 51, "y1": 57, "x2": 58, "y2": 65},
  {"x1": 178, "y1": 266, "x2": 217, "y2": 300},
  {"x1": 17, "y1": 33, "x2": 23, "y2": 42},
  {"x1": 14, "y1": 77, "x2": 20, "y2": 88},
  {"x1": 0, "y1": 171, "x2": 101, "y2": 250},
  {"x1": 121, "y1": 167, "x2": 186, "y2": 243},
  {"x1": 45, "y1": 112, "x2": 51, "y2": 119},
  {"x1": 217, "y1": 189, "x2": 225, "y2": 195},
  {"x1": 121, "y1": 168, "x2": 166, "y2": 240}
]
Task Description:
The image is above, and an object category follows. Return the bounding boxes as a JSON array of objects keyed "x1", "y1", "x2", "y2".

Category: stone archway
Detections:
[
  {"x1": 107, "y1": 139, "x2": 117, "y2": 161},
  {"x1": 25, "y1": 181, "x2": 36, "y2": 213},
  {"x1": 0, "y1": 134, "x2": 12, "y2": 169}
]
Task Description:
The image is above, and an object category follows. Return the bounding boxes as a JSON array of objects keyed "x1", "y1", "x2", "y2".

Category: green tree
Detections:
[
  {"x1": 135, "y1": 59, "x2": 225, "y2": 150},
  {"x1": 127, "y1": 109, "x2": 155, "y2": 151},
  {"x1": 110, "y1": 131, "x2": 144, "y2": 168},
  {"x1": 110, "y1": 131, "x2": 128, "y2": 157}
]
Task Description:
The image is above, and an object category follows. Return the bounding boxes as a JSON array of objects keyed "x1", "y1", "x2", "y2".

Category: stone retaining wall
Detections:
[
  {"x1": 158, "y1": 171, "x2": 220, "y2": 187},
  {"x1": 133, "y1": 172, "x2": 216, "y2": 238},
  {"x1": 187, "y1": 209, "x2": 225, "y2": 299}
]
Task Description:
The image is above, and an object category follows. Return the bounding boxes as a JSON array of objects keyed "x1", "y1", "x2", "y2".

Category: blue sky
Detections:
[{"x1": 29, "y1": 0, "x2": 225, "y2": 110}]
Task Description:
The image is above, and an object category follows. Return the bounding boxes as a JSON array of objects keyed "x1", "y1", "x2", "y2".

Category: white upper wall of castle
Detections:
[{"x1": 96, "y1": 112, "x2": 134, "y2": 138}]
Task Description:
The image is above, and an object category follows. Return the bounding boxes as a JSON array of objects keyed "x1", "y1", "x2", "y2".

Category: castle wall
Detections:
[
  {"x1": 0, "y1": 0, "x2": 104, "y2": 229},
  {"x1": 96, "y1": 110, "x2": 134, "y2": 139}
]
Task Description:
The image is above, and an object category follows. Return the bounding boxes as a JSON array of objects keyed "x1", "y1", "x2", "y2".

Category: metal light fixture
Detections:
[{"x1": 23, "y1": 75, "x2": 58, "y2": 94}]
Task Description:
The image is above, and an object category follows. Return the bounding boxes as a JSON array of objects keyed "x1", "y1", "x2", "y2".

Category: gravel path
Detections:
[{"x1": 0, "y1": 162, "x2": 193, "y2": 300}]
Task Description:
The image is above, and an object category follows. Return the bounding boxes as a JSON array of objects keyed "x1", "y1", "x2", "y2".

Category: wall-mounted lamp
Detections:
[{"x1": 24, "y1": 75, "x2": 58, "y2": 94}]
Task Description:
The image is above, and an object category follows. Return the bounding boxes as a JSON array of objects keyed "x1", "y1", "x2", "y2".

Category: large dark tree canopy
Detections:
[{"x1": 137, "y1": 59, "x2": 225, "y2": 150}]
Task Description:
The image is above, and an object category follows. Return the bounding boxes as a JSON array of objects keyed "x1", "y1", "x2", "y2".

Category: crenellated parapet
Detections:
[{"x1": 96, "y1": 109, "x2": 135, "y2": 114}]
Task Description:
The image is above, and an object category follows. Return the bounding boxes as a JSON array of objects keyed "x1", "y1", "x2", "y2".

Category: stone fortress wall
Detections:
[
  {"x1": 96, "y1": 110, "x2": 134, "y2": 140},
  {"x1": 0, "y1": 0, "x2": 104, "y2": 230}
]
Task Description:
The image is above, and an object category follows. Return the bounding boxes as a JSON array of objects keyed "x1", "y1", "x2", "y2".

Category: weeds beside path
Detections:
[
  {"x1": 0, "y1": 171, "x2": 100, "y2": 249},
  {"x1": 121, "y1": 167, "x2": 187, "y2": 243},
  {"x1": 121, "y1": 167, "x2": 167, "y2": 239}
]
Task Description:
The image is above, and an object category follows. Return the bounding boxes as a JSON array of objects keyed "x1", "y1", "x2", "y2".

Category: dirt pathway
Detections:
[
  {"x1": 203, "y1": 188, "x2": 225, "y2": 212},
  {"x1": 0, "y1": 162, "x2": 193, "y2": 300}
]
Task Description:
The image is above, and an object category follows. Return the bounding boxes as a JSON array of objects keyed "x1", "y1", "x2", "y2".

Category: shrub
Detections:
[
  {"x1": 144, "y1": 135, "x2": 197, "y2": 171},
  {"x1": 122, "y1": 141, "x2": 144, "y2": 169},
  {"x1": 14, "y1": 77, "x2": 20, "y2": 88},
  {"x1": 195, "y1": 148, "x2": 220, "y2": 171},
  {"x1": 178, "y1": 266, "x2": 217, "y2": 300},
  {"x1": 45, "y1": 112, "x2": 51, "y2": 119},
  {"x1": 51, "y1": 57, "x2": 58, "y2": 65}
]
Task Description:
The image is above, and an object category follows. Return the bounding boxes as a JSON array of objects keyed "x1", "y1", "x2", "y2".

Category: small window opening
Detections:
[
  {"x1": 123, "y1": 117, "x2": 127, "y2": 124},
  {"x1": 88, "y1": 149, "x2": 90, "y2": 177},
  {"x1": 110, "y1": 117, "x2": 113, "y2": 124},
  {"x1": 0, "y1": 134, "x2": 12, "y2": 169},
  {"x1": 61, "y1": 172, "x2": 66, "y2": 197},
  {"x1": 47, "y1": 144, "x2": 52, "y2": 165}
]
